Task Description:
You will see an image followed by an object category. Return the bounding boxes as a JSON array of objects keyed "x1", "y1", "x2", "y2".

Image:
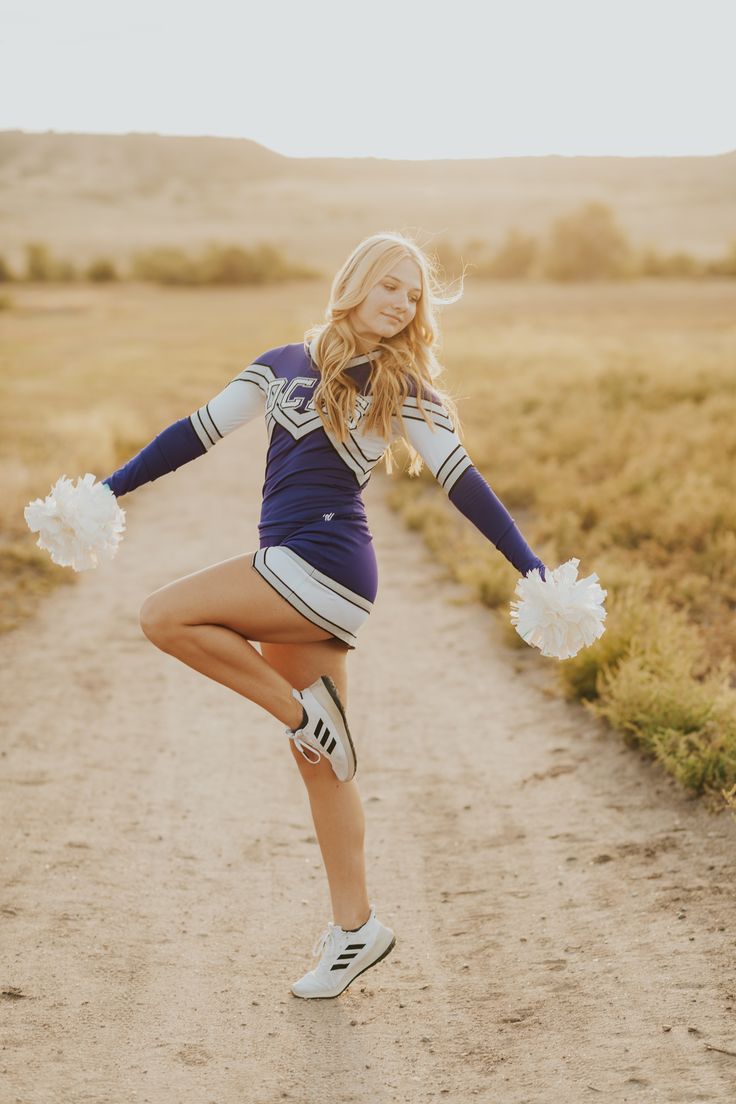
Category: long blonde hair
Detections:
[{"x1": 305, "y1": 231, "x2": 465, "y2": 476}]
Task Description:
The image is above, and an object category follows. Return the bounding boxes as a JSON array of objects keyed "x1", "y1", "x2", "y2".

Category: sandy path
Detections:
[{"x1": 2, "y1": 422, "x2": 735, "y2": 1104}]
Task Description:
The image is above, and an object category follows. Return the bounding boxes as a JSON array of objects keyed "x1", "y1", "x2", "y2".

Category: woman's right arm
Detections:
[{"x1": 102, "y1": 359, "x2": 272, "y2": 497}]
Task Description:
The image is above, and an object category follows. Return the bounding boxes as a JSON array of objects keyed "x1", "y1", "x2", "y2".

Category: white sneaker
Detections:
[
  {"x1": 290, "y1": 906, "x2": 396, "y2": 999},
  {"x1": 286, "y1": 674, "x2": 357, "y2": 783}
]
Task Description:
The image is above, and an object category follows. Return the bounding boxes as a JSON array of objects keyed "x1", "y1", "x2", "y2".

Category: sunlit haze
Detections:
[{"x1": 1, "y1": 0, "x2": 734, "y2": 159}]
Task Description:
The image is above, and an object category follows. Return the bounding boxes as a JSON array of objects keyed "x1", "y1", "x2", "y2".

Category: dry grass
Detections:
[
  {"x1": 386, "y1": 277, "x2": 736, "y2": 808},
  {"x1": 2, "y1": 278, "x2": 735, "y2": 809}
]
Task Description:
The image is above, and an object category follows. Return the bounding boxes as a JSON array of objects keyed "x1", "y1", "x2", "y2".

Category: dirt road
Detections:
[{"x1": 2, "y1": 423, "x2": 735, "y2": 1103}]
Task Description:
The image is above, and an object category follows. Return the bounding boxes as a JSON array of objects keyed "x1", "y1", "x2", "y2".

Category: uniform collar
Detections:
[{"x1": 307, "y1": 337, "x2": 380, "y2": 369}]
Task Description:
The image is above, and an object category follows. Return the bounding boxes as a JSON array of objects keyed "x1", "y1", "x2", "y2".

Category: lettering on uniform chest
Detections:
[{"x1": 266, "y1": 376, "x2": 372, "y2": 431}]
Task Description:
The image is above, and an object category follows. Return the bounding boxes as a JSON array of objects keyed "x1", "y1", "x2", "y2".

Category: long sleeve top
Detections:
[{"x1": 102, "y1": 340, "x2": 546, "y2": 581}]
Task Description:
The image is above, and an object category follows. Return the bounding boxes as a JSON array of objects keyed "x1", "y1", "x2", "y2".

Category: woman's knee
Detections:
[
  {"x1": 139, "y1": 592, "x2": 178, "y2": 646},
  {"x1": 288, "y1": 740, "x2": 340, "y2": 785}
]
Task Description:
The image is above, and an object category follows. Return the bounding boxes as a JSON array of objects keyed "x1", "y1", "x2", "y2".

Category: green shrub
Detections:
[{"x1": 588, "y1": 650, "x2": 736, "y2": 794}]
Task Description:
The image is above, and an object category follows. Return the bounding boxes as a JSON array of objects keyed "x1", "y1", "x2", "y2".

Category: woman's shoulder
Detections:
[
  {"x1": 251, "y1": 342, "x2": 293, "y2": 364},
  {"x1": 404, "y1": 373, "x2": 444, "y2": 407},
  {"x1": 251, "y1": 342, "x2": 309, "y2": 370}
]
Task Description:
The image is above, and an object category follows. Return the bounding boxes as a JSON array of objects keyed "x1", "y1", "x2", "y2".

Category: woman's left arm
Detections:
[
  {"x1": 102, "y1": 359, "x2": 270, "y2": 498},
  {"x1": 393, "y1": 389, "x2": 547, "y2": 580}
]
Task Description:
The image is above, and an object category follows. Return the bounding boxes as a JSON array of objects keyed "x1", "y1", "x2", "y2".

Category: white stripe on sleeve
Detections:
[
  {"x1": 189, "y1": 362, "x2": 272, "y2": 451},
  {"x1": 393, "y1": 402, "x2": 473, "y2": 492}
]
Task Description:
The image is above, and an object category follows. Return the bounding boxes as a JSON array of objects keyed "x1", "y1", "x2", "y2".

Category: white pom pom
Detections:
[
  {"x1": 24, "y1": 473, "x2": 126, "y2": 572},
  {"x1": 509, "y1": 557, "x2": 607, "y2": 660}
]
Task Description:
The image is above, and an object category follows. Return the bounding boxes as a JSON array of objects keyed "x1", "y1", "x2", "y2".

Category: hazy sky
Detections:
[{"x1": 1, "y1": 0, "x2": 734, "y2": 159}]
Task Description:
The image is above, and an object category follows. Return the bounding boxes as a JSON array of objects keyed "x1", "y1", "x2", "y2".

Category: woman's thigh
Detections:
[{"x1": 140, "y1": 551, "x2": 336, "y2": 645}]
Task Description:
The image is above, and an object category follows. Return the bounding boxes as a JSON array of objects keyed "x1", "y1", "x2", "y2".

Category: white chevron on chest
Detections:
[{"x1": 265, "y1": 379, "x2": 383, "y2": 455}]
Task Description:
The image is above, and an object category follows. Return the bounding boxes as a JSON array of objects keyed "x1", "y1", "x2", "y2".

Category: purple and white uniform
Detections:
[{"x1": 103, "y1": 339, "x2": 545, "y2": 648}]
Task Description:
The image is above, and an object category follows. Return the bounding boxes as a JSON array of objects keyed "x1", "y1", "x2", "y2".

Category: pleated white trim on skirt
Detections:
[{"x1": 251, "y1": 545, "x2": 373, "y2": 648}]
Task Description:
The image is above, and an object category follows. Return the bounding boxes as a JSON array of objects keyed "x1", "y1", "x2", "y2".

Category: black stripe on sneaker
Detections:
[
  {"x1": 326, "y1": 736, "x2": 337, "y2": 754},
  {"x1": 332, "y1": 936, "x2": 394, "y2": 990},
  {"x1": 314, "y1": 718, "x2": 323, "y2": 738},
  {"x1": 331, "y1": 963, "x2": 350, "y2": 970},
  {"x1": 346, "y1": 943, "x2": 365, "y2": 950}
]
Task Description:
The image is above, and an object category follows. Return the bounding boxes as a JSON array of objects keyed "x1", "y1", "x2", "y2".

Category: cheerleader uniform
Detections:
[{"x1": 102, "y1": 339, "x2": 545, "y2": 649}]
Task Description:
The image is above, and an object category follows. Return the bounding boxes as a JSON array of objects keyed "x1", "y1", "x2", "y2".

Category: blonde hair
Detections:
[{"x1": 305, "y1": 231, "x2": 465, "y2": 476}]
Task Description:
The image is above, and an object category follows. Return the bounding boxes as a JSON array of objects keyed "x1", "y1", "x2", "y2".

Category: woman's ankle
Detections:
[{"x1": 333, "y1": 902, "x2": 371, "y2": 931}]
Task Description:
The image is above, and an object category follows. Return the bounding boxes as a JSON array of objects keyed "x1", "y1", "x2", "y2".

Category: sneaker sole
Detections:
[
  {"x1": 314, "y1": 674, "x2": 357, "y2": 782},
  {"x1": 291, "y1": 930, "x2": 396, "y2": 1000}
]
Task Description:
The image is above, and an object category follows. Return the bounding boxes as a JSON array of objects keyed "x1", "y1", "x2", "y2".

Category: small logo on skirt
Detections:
[{"x1": 322, "y1": 512, "x2": 335, "y2": 521}]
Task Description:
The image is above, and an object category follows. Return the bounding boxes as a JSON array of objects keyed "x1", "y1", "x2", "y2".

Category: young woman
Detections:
[{"x1": 100, "y1": 231, "x2": 547, "y2": 999}]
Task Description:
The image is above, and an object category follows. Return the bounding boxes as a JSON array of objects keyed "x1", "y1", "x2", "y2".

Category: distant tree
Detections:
[
  {"x1": 482, "y1": 228, "x2": 538, "y2": 278},
  {"x1": 130, "y1": 247, "x2": 200, "y2": 285},
  {"x1": 198, "y1": 244, "x2": 260, "y2": 285},
  {"x1": 639, "y1": 248, "x2": 703, "y2": 278},
  {"x1": 638, "y1": 247, "x2": 666, "y2": 277},
  {"x1": 51, "y1": 259, "x2": 78, "y2": 281},
  {"x1": 198, "y1": 242, "x2": 316, "y2": 285},
  {"x1": 24, "y1": 241, "x2": 54, "y2": 281},
  {"x1": 85, "y1": 257, "x2": 119, "y2": 282},
  {"x1": 705, "y1": 240, "x2": 736, "y2": 277},
  {"x1": 542, "y1": 202, "x2": 633, "y2": 280},
  {"x1": 131, "y1": 242, "x2": 319, "y2": 286},
  {"x1": 24, "y1": 242, "x2": 78, "y2": 281},
  {"x1": 464, "y1": 236, "x2": 487, "y2": 254}
]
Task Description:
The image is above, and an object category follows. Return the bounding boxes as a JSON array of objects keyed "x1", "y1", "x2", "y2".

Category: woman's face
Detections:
[{"x1": 348, "y1": 256, "x2": 422, "y2": 350}]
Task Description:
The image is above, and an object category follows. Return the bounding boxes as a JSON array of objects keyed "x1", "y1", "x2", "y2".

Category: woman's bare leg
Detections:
[
  {"x1": 261, "y1": 638, "x2": 371, "y2": 933},
  {"x1": 139, "y1": 551, "x2": 370, "y2": 930},
  {"x1": 138, "y1": 552, "x2": 335, "y2": 730}
]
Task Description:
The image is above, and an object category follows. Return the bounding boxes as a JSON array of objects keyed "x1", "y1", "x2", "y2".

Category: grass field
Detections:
[{"x1": 2, "y1": 277, "x2": 734, "y2": 808}]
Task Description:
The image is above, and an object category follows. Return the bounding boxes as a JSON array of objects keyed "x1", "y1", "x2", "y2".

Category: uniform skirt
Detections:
[{"x1": 252, "y1": 518, "x2": 378, "y2": 649}]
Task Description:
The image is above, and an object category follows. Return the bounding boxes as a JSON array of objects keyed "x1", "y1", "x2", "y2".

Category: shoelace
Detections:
[
  {"x1": 286, "y1": 727, "x2": 323, "y2": 766},
  {"x1": 311, "y1": 923, "x2": 342, "y2": 963}
]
